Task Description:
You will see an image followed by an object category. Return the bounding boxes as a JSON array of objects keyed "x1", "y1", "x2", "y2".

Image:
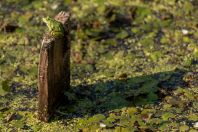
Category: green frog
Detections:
[{"x1": 42, "y1": 17, "x2": 65, "y2": 37}]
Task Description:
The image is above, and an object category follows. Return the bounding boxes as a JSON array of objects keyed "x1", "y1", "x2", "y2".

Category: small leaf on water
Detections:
[
  {"x1": 162, "y1": 112, "x2": 175, "y2": 121},
  {"x1": 88, "y1": 114, "x2": 106, "y2": 123},
  {"x1": 116, "y1": 30, "x2": 128, "y2": 39},
  {"x1": 165, "y1": 96, "x2": 180, "y2": 106},
  {"x1": 135, "y1": 6, "x2": 151, "y2": 23},
  {"x1": 0, "y1": 80, "x2": 11, "y2": 96},
  {"x1": 11, "y1": 120, "x2": 25, "y2": 129},
  {"x1": 150, "y1": 51, "x2": 163, "y2": 62},
  {"x1": 2, "y1": 80, "x2": 10, "y2": 92},
  {"x1": 127, "y1": 107, "x2": 137, "y2": 117},
  {"x1": 179, "y1": 125, "x2": 189, "y2": 132},
  {"x1": 188, "y1": 113, "x2": 198, "y2": 121}
]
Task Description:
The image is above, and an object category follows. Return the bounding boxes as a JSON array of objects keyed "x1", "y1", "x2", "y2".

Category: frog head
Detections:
[{"x1": 43, "y1": 17, "x2": 54, "y2": 30}]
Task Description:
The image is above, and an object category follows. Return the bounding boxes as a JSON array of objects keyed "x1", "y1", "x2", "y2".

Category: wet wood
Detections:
[{"x1": 38, "y1": 11, "x2": 70, "y2": 122}]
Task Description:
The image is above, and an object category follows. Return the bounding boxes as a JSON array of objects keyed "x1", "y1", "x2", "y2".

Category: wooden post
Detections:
[{"x1": 38, "y1": 11, "x2": 70, "y2": 122}]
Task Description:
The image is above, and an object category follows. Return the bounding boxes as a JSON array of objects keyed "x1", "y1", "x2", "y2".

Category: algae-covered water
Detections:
[{"x1": 0, "y1": 0, "x2": 198, "y2": 131}]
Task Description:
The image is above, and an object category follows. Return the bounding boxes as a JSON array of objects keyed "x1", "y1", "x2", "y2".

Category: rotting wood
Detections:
[{"x1": 38, "y1": 11, "x2": 70, "y2": 122}]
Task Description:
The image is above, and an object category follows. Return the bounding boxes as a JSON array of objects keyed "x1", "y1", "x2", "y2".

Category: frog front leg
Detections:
[{"x1": 50, "y1": 30, "x2": 64, "y2": 37}]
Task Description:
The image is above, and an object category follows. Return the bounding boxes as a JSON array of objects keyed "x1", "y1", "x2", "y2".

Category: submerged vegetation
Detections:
[{"x1": 0, "y1": 0, "x2": 198, "y2": 131}]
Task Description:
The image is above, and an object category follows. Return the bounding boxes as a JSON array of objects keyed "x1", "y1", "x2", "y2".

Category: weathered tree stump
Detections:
[{"x1": 38, "y1": 11, "x2": 70, "y2": 122}]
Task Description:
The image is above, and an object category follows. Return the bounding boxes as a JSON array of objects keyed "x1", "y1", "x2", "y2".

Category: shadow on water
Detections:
[{"x1": 53, "y1": 68, "x2": 187, "y2": 121}]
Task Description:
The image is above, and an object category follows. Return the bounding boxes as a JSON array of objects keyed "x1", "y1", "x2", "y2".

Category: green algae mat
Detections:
[{"x1": 0, "y1": 0, "x2": 198, "y2": 131}]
